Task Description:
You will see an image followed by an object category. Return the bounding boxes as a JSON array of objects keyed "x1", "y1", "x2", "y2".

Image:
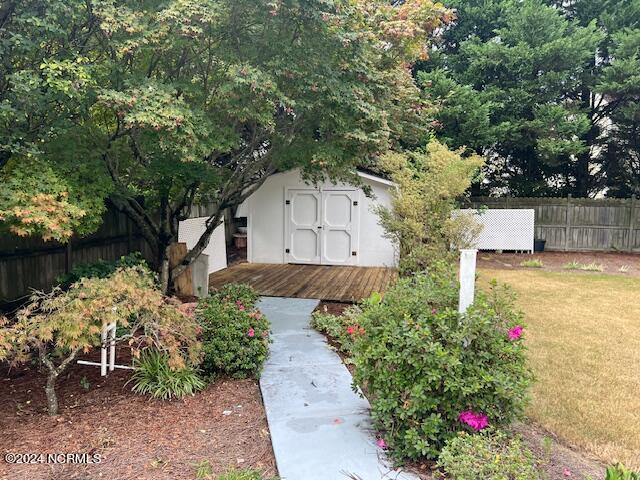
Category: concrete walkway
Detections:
[{"x1": 258, "y1": 297, "x2": 417, "y2": 480}]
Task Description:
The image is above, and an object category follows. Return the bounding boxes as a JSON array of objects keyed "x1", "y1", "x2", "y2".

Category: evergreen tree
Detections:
[{"x1": 420, "y1": 0, "x2": 639, "y2": 197}]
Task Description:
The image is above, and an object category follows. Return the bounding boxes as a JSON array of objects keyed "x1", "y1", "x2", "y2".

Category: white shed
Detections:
[{"x1": 237, "y1": 169, "x2": 397, "y2": 267}]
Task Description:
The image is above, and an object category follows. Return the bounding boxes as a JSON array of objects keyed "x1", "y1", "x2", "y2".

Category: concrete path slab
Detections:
[{"x1": 258, "y1": 297, "x2": 418, "y2": 480}]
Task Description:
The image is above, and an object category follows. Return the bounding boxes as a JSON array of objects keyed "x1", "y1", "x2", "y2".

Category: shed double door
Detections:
[{"x1": 285, "y1": 188, "x2": 359, "y2": 265}]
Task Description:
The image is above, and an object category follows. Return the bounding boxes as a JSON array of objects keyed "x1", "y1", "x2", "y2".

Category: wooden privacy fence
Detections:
[
  {"x1": 467, "y1": 196, "x2": 640, "y2": 252},
  {"x1": 0, "y1": 207, "x2": 153, "y2": 305}
]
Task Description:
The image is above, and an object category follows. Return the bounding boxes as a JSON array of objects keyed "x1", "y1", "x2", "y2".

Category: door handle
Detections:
[{"x1": 317, "y1": 225, "x2": 323, "y2": 229}]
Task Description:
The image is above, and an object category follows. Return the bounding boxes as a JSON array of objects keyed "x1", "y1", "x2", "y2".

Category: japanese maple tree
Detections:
[{"x1": 1, "y1": 0, "x2": 451, "y2": 292}]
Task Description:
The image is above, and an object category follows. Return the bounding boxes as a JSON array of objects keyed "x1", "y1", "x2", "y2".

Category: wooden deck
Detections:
[{"x1": 209, "y1": 263, "x2": 397, "y2": 302}]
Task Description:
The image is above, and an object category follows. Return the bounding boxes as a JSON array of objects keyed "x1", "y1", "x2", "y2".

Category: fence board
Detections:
[
  {"x1": 468, "y1": 196, "x2": 640, "y2": 252},
  {"x1": 0, "y1": 207, "x2": 153, "y2": 305}
]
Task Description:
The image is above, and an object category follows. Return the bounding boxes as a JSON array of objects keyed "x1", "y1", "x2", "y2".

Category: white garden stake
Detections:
[
  {"x1": 77, "y1": 320, "x2": 134, "y2": 375},
  {"x1": 458, "y1": 249, "x2": 478, "y2": 314}
]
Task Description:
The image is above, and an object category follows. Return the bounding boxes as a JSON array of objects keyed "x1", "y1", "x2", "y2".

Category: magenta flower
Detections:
[
  {"x1": 376, "y1": 438, "x2": 387, "y2": 449},
  {"x1": 247, "y1": 327, "x2": 255, "y2": 337},
  {"x1": 508, "y1": 325, "x2": 524, "y2": 341},
  {"x1": 238, "y1": 305, "x2": 246, "y2": 312},
  {"x1": 458, "y1": 410, "x2": 489, "y2": 431}
]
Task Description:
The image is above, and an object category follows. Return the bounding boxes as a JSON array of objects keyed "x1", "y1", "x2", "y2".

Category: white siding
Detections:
[
  {"x1": 178, "y1": 218, "x2": 227, "y2": 274},
  {"x1": 244, "y1": 170, "x2": 397, "y2": 267}
]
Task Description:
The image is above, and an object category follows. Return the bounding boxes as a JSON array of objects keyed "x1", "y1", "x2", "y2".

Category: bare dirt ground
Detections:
[
  {"x1": 0, "y1": 351, "x2": 275, "y2": 480},
  {"x1": 478, "y1": 251, "x2": 640, "y2": 276}
]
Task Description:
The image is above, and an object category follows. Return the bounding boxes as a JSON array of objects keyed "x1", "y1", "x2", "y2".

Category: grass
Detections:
[
  {"x1": 579, "y1": 262, "x2": 605, "y2": 272},
  {"x1": 562, "y1": 260, "x2": 605, "y2": 272},
  {"x1": 520, "y1": 258, "x2": 544, "y2": 268},
  {"x1": 562, "y1": 260, "x2": 581, "y2": 270},
  {"x1": 479, "y1": 269, "x2": 640, "y2": 469}
]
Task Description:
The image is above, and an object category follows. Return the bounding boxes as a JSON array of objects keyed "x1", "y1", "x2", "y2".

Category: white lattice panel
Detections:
[
  {"x1": 457, "y1": 209, "x2": 535, "y2": 252},
  {"x1": 178, "y1": 217, "x2": 227, "y2": 274}
]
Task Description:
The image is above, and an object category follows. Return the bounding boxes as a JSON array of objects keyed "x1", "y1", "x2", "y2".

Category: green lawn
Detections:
[{"x1": 479, "y1": 268, "x2": 640, "y2": 469}]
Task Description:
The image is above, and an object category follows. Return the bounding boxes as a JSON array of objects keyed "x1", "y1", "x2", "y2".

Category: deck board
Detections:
[{"x1": 209, "y1": 263, "x2": 397, "y2": 302}]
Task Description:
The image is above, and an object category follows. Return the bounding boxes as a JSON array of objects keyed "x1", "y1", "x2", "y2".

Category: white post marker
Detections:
[
  {"x1": 77, "y1": 321, "x2": 134, "y2": 376},
  {"x1": 458, "y1": 249, "x2": 478, "y2": 314}
]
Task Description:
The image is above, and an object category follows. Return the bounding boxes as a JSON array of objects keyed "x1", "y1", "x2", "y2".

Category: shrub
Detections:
[
  {"x1": 376, "y1": 141, "x2": 484, "y2": 275},
  {"x1": 311, "y1": 304, "x2": 364, "y2": 356},
  {"x1": 197, "y1": 284, "x2": 269, "y2": 379},
  {"x1": 436, "y1": 430, "x2": 541, "y2": 480},
  {"x1": 0, "y1": 266, "x2": 201, "y2": 415},
  {"x1": 351, "y1": 268, "x2": 532, "y2": 460},
  {"x1": 606, "y1": 464, "x2": 640, "y2": 480},
  {"x1": 56, "y1": 252, "x2": 148, "y2": 288},
  {"x1": 130, "y1": 350, "x2": 206, "y2": 400},
  {"x1": 211, "y1": 283, "x2": 260, "y2": 307}
]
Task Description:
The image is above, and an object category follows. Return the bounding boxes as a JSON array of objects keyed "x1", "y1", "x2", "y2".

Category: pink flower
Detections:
[
  {"x1": 563, "y1": 468, "x2": 572, "y2": 477},
  {"x1": 431, "y1": 308, "x2": 437, "y2": 315},
  {"x1": 346, "y1": 326, "x2": 356, "y2": 335},
  {"x1": 247, "y1": 328, "x2": 255, "y2": 338},
  {"x1": 238, "y1": 305, "x2": 245, "y2": 312},
  {"x1": 458, "y1": 410, "x2": 489, "y2": 431},
  {"x1": 376, "y1": 438, "x2": 387, "y2": 449},
  {"x1": 508, "y1": 325, "x2": 524, "y2": 341}
]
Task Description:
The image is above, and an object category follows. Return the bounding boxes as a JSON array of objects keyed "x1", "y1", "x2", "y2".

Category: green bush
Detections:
[
  {"x1": 211, "y1": 283, "x2": 260, "y2": 307},
  {"x1": 351, "y1": 268, "x2": 532, "y2": 460},
  {"x1": 311, "y1": 304, "x2": 363, "y2": 356},
  {"x1": 130, "y1": 350, "x2": 206, "y2": 400},
  {"x1": 606, "y1": 464, "x2": 640, "y2": 480},
  {"x1": 436, "y1": 430, "x2": 541, "y2": 480},
  {"x1": 197, "y1": 283, "x2": 269, "y2": 379},
  {"x1": 57, "y1": 252, "x2": 148, "y2": 287}
]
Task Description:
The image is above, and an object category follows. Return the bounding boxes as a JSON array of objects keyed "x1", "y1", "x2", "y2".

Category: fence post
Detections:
[
  {"x1": 458, "y1": 249, "x2": 477, "y2": 314},
  {"x1": 565, "y1": 194, "x2": 572, "y2": 251},
  {"x1": 628, "y1": 196, "x2": 637, "y2": 252},
  {"x1": 65, "y1": 241, "x2": 73, "y2": 274}
]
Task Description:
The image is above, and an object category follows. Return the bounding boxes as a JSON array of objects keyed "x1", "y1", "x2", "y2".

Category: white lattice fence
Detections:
[{"x1": 457, "y1": 209, "x2": 535, "y2": 253}]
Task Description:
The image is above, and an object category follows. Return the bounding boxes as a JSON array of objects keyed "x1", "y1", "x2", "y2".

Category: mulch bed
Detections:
[
  {"x1": 478, "y1": 251, "x2": 640, "y2": 276},
  {"x1": 0, "y1": 351, "x2": 276, "y2": 480},
  {"x1": 313, "y1": 301, "x2": 351, "y2": 316}
]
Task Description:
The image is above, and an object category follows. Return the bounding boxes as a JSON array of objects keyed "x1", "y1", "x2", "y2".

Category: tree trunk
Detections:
[
  {"x1": 158, "y1": 243, "x2": 171, "y2": 294},
  {"x1": 45, "y1": 372, "x2": 59, "y2": 416}
]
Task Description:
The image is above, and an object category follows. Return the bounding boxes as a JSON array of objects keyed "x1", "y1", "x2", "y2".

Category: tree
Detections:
[
  {"x1": 418, "y1": 0, "x2": 640, "y2": 197},
  {"x1": 0, "y1": 1, "x2": 112, "y2": 240},
  {"x1": 1, "y1": 0, "x2": 452, "y2": 292},
  {"x1": 418, "y1": 0, "x2": 605, "y2": 196},
  {"x1": 549, "y1": 0, "x2": 640, "y2": 197},
  {"x1": 376, "y1": 140, "x2": 484, "y2": 274},
  {"x1": 0, "y1": 266, "x2": 201, "y2": 415}
]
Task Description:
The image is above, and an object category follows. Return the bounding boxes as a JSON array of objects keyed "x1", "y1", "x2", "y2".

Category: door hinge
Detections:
[
  {"x1": 285, "y1": 248, "x2": 290, "y2": 253},
  {"x1": 351, "y1": 251, "x2": 357, "y2": 256},
  {"x1": 285, "y1": 200, "x2": 290, "y2": 205}
]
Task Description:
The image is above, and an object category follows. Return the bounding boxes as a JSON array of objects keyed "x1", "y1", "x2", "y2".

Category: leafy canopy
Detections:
[
  {"x1": 1, "y1": 0, "x2": 453, "y2": 292},
  {"x1": 419, "y1": 0, "x2": 640, "y2": 196},
  {"x1": 376, "y1": 140, "x2": 483, "y2": 274}
]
